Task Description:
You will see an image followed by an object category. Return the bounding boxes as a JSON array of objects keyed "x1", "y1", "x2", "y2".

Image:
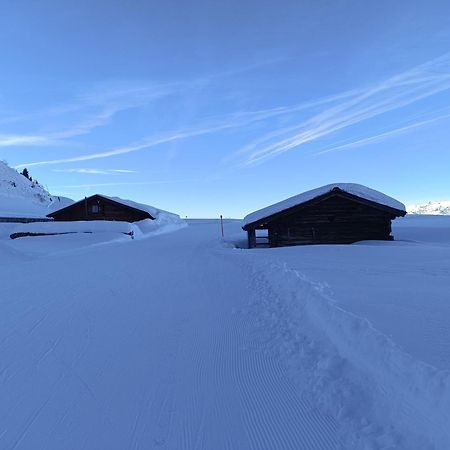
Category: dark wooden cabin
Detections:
[
  {"x1": 47, "y1": 194, "x2": 154, "y2": 222},
  {"x1": 242, "y1": 184, "x2": 406, "y2": 248}
]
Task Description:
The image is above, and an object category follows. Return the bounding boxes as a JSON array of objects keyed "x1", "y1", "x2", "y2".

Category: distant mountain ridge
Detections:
[
  {"x1": 0, "y1": 161, "x2": 73, "y2": 218},
  {"x1": 407, "y1": 201, "x2": 450, "y2": 215}
]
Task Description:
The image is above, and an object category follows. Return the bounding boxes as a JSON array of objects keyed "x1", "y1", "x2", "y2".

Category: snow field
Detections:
[{"x1": 0, "y1": 216, "x2": 449, "y2": 448}]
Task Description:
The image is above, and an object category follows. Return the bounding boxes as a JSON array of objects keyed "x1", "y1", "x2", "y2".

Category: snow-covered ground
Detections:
[
  {"x1": 0, "y1": 215, "x2": 448, "y2": 449},
  {"x1": 228, "y1": 214, "x2": 450, "y2": 449}
]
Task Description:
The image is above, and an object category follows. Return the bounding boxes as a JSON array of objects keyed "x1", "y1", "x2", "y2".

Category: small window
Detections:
[{"x1": 91, "y1": 204, "x2": 101, "y2": 213}]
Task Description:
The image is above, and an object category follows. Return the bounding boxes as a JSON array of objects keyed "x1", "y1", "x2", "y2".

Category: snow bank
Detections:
[
  {"x1": 245, "y1": 258, "x2": 450, "y2": 449},
  {"x1": 132, "y1": 213, "x2": 187, "y2": 239},
  {"x1": 9, "y1": 214, "x2": 186, "y2": 241},
  {"x1": 243, "y1": 183, "x2": 406, "y2": 227},
  {"x1": 11, "y1": 220, "x2": 134, "y2": 235}
]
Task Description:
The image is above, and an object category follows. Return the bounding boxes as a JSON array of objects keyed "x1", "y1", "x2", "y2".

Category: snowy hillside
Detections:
[
  {"x1": 0, "y1": 161, "x2": 73, "y2": 218},
  {"x1": 408, "y1": 200, "x2": 450, "y2": 215}
]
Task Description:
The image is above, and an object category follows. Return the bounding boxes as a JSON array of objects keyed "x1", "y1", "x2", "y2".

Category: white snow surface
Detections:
[
  {"x1": 408, "y1": 200, "x2": 450, "y2": 215},
  {"x1": 0, "y1": 161, "x2": 73, "y2": 218},
  {"x1": 243, "y1": 183, "x2": 406, "y2": 227},
  {"x1": 0, "y1": 215, "x2": 449, "y2": 449}
]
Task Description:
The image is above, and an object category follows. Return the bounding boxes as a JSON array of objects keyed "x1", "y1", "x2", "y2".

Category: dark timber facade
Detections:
[
  {"x1": 47, "y1": 194, "x2": 153, "y2": 222},
  {"x1": 243, "y1": 187, "x2": 406, "y2": 248}
]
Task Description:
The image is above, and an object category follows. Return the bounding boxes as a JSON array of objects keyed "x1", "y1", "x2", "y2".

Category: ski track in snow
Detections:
[{"x1": 0, "y1": 223, "x2": 340, "y2": 449}]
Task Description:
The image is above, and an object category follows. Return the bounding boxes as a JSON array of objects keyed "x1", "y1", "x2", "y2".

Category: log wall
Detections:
[
  {"x1": 49, "y1": 196, "x2": 151, "y2": 222},
  {"x1": 248, "y1": 195, "x2": 397, "y2": 247}
]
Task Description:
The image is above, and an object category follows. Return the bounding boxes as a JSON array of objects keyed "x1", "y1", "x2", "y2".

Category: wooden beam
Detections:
[{"x1": 247, "y1": 229, "x2": 256, "y2": 248}]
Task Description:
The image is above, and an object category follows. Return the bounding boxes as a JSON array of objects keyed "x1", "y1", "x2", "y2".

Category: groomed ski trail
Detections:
[{"x1": 0, "y1": 222, "x2": 340, "y2": 449}]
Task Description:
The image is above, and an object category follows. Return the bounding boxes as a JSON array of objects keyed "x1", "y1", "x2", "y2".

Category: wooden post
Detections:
[
  {"x1": 220, "y1": 215, "x2": 224, "y2": 237},
  {"x1": 84, "y1": 197, "x2": 88, "y2": 218},
  {"x1": 248, "y1": 229, "x2": 256, "y2": 248}
]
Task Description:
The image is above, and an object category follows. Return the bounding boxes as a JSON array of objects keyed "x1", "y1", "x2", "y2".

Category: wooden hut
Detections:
[
  {"x1": 242, "y1": 183, "x2": 406, "y2": 248},
  {"x1": 47, "y1": 194, "x2": 154, "y2": 222}
]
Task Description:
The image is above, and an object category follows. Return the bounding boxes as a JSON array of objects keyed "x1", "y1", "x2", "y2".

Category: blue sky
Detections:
[{"x1": 1, "y1": 0, "x2": 450, "y2": 217}]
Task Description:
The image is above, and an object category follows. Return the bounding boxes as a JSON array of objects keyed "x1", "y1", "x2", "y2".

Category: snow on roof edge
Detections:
[
  {"x1": 102, "y1": 195, "x2": 179, "y2": 219},
  {"x1": 242, "y1": 183, "x2": 406, "y2": 228}
]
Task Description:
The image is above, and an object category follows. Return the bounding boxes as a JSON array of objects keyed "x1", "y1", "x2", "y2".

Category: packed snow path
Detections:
[{"x1": 0, "y1": 222, "x2": 339, "y2": 449}]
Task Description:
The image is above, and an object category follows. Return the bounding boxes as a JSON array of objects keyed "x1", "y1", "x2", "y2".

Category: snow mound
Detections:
[
  {"x1": 408, "y1": 200, "x2": 450, "y2": 215},
  {"x1": 0, "y1": 161, "x2": 73, "y2": 218},
  {"x1": 243, "y1": 183, "x2": 406, "y2": 227}
]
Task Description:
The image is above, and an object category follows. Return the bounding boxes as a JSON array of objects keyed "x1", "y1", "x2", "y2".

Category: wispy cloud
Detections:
[
  {"x1": 10, "y1": 53, "x2": 450, "y2": 169},
  {"x1": 0, "y1": 81, "x2": 175, "y2": 147},
  {"x1": 0, "y1": 134, "x2": 53, "y2": 147},
  {"x1": 52, "y1": 168, "x2": 138, "y2": 175},
  {"x1": 238, "y1": 53, "x2": 450, "y2": 166},
  {"x1": 315, "y1": 110, "x2": 450, "y2": 155},
  {"x1": 51, "y1": 179, "x2": 194, "y2": 189},
  {"x1": 14, "y1": 92, "x2": 357, "y2": 168}
]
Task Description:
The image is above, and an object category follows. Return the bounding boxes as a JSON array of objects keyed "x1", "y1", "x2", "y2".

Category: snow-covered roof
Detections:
[
  {"x1": 100, "y1": 195, "x2": 178, "y2": 219},
  {"x1": 243, "y1": 183, "x2": 406, "y2": 227},
  {"x1": 100, "y1": 195, "x2": 157, "y2": 218},
  {"x1": 48, "y1": 194, "x2": 179, "y2": 220}
]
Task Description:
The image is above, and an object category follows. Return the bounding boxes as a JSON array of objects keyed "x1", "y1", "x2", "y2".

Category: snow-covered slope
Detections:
[
  {"x1": 0, "y1": 161, "x2": 73, "y2": 218},
  {"x1": 408, "y1": 200, "x2": 450, "y2": 215}
]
